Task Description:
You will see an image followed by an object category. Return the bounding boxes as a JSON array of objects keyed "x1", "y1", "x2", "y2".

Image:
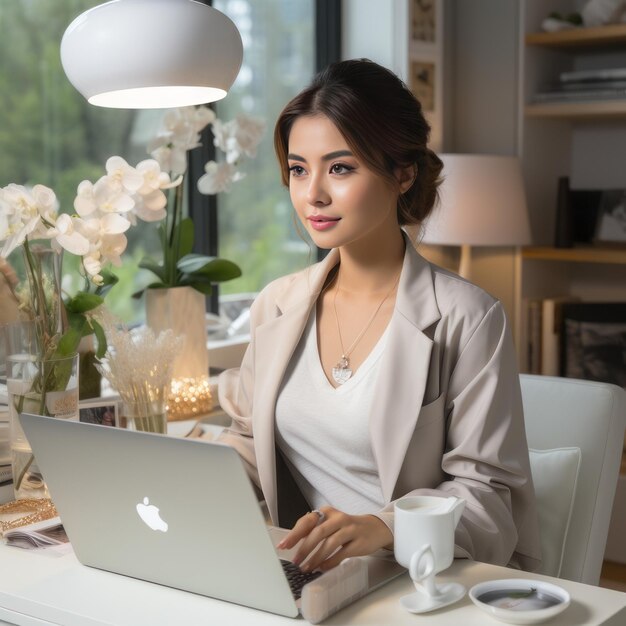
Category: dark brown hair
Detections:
[{"x1": 274, "y1": 58, "x2": 443, "y2": 225}]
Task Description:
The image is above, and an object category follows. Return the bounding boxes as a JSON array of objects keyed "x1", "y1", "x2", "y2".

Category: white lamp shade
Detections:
[
  {"x1": 422, "y1": 154, "x2": 532, "y2": 246},
  {"x1": 61, "y1": 0, "x2": 243, "y2": 109}
]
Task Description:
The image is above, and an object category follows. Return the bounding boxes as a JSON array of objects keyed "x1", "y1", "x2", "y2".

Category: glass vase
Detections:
[
  {"x1": 121, "y1": 398, "x2": 167, "y2": 434},
  {"x1": 7, "y1": 353, "x2": 79, "y2": 500},
  {"x1": 21, "y1": 243, "x2": 64, "y2": 358},
  {"x1": 146, "y1": 286, "x2": 212, "y2": 420}
]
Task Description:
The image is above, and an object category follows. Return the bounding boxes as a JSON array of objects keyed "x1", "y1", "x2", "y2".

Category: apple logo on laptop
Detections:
[{"x1": 136, "y1": 497, "x2": 168, "y2": 532}]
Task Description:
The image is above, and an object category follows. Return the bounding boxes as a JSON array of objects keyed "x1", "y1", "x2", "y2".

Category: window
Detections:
[
  {"x1": 0, "y1": 0, "x2": 164, "y2": 323},
  {"x1": 211, "y1": 0, "x2": 316, "y2": 298},
  {"x1": 1, "y1": 1, "x2": 338, "y2": 322}
]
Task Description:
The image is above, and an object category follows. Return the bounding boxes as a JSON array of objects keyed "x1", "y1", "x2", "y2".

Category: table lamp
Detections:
[
  {"x1": 60, "y1": 0, "x2": 243, "y2": 109},
  {"x1": 420, "y1": 154, "x2": 532, "y2": 278}
]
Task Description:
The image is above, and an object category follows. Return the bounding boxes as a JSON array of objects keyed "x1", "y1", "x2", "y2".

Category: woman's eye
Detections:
[
  {"x1": 288, "y1": 165, "x2": 306, "y2": 177},
  {"x1": 330, "y1": 163, "x2": 353, "y2": 175}
]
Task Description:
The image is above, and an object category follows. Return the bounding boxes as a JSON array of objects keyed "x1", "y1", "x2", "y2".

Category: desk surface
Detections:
[{"x1": 0, "y1": 543, "x2": 624, "y2": 626}]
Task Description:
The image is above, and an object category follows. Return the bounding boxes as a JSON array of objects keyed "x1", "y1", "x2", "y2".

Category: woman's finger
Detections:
[{"x1": 276, "y1": 510, "x2": 327, "y2": 550}]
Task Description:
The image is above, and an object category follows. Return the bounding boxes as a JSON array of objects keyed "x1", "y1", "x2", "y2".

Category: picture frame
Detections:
[
  {"x1": 594, "y1": 189, "x2": 626, "y2": 244},
  {"x1": 410, "y1": 0, "x2": 436, "y2": 43},
  {"x1": 79, "y1": 400, "x2": 119, "y2": 427},
  {"x1": 407, "y1": 0, "x2": 444, "y2": 151},
  {"x1": 560, "y1": 302, "x2": 626, "y2": 387},
  {"x1": 409, "y1": 60, "x2": 435, "y2": 112}
]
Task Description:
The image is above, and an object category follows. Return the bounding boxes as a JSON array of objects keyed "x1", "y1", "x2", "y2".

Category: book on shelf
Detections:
[
  {"x1": 522, "y1": 296, "x2": 581, "y2": 376},
  {"x1": 560, "y1": 67, "x2": 626, "y2": 84},
  {"x1": 541, "y1": 296, "x2": 581, "y2": 377},
  {"x1": 522, "y1": 298, "x2": 543, "y2": 375},
  {"x1": 532, "y1": 67, "x2": 626, "y2": 104}
]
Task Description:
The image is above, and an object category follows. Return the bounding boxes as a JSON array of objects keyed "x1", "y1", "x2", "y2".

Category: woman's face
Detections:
[{"x1": 287, "y1": 114, "x2": 400, "y2": 250}]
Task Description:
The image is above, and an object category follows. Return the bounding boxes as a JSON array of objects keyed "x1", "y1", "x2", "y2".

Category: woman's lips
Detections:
[{"x1": 308, "y1": 215, "x2": 340, "y2": 231}]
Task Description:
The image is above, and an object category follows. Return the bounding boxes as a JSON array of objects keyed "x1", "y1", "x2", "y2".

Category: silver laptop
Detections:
[{"x1": 20, "y1": 413, "x2": 405, "y2": 622}]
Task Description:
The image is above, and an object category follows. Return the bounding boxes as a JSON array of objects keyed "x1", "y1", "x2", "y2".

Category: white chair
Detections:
[{"x1": 520, "y1": 374, "x2": 626, "y2": 585}]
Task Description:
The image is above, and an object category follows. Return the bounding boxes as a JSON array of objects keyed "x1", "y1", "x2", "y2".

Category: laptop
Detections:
[{"x1": 19, "y1": 413, "x2": 405, "y2": 622}]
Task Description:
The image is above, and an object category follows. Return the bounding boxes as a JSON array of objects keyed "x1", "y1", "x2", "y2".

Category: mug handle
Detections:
[{"x1": 409, "y1": 544, "x2": 440, "y2": 598}]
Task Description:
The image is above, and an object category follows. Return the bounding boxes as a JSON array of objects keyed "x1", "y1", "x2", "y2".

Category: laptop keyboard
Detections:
[{"x1": 280, "y1": 559, "x2": 323, "y2": 600}]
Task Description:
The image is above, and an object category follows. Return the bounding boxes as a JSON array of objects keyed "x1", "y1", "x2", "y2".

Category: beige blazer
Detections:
[{"x1": 218, "y1": 239, "x2": 542, "y2": 571}]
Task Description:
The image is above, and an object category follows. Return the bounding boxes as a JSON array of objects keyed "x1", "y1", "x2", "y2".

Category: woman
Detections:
[{"x1": 218, "y1": 59, "x2": 541, "y2": 575}]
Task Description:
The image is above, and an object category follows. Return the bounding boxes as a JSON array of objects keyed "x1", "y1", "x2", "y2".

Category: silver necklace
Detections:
[{"x1": 331, "y1": 272, "x2": 401, "y2": 385}]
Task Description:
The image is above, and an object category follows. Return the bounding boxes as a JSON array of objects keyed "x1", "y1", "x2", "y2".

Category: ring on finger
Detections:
[{"x1": 310, "y1": 509, "x2": 326, "y2": 524}]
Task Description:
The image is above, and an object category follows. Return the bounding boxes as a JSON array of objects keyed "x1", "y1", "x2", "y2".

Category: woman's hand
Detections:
[{"x1": 276, "y1": 506, "x2": 393, "y2": 572}]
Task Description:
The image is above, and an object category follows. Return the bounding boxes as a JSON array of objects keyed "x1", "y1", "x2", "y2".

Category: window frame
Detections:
[{"x1": 187, "y1": 0, "x2": 342, "y2": 312}]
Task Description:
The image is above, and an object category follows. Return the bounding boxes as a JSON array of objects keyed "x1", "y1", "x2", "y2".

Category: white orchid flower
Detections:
[
  {"x1": 132, "y1": 190, "x2": 168, "y2": 223},
  {"x1": 197, "y1": 161, "x2": 245, "y2": 195},
  {"x1": 105, "y1": 156, "x2": 144, "y2": 194},
  {"x1": 92, "y1": 175, "x2": 135, "y2": 214},
  {"x1": 211, "y1": 116, "x2": 264, "y2": 164},
  {"x1": 82, "y1": 253, "x2": 103, "y2": 284},
  {"x1": 74, "y1": 180, "x2": 99, "y2": 217},
  {"x1": 148, "y1": 144, "x2": 172, "y2": 173},
  {"x1": 100, "y1": 213, "x2": 131, "y2": 235},
  {"x1": 231, "y1": 114, "x2": 265, "y2": 160},
  {"x1": 100, "y1": 233, "x2": 127, "y2": 267},
  {"x1": 192, "y1": 105, "x2": 216, "y2": 132},
  {"x1": 132, "y1": 201, "x2": 167, "y2": 223},
  {"x1": 0, "y1": 214, "x2": 40, "y2": 258},
  {"x1": 0, "y1": 183, "x2": 60, "y2": 256},
  {"x1": 136, "y1": 159, "x2": 164, "y2": 192},
  {"x1": 211, "y1": 119, "x2": 230, "y2": 156},
  {"x1": 46, "y1": 213, "x2": 90, "y2": 256},
  {"x1": 32, "y1": 184, "x2": 59, "y2": 221}
]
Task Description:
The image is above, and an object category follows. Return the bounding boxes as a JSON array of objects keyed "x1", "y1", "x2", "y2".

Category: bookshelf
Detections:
[
  {"x1": 522, "y1": 246, "x2": 626, "y2": 264},
  {"x1": 524, "y1": 100, "x2": 626, "y2": 119},
  {"x1": 525, "y1": 22, "x2": 626, "y2": 48},
  {"x1": 444, "y1": 0, "x2": 626, "y2": 573},
  {"x1": 516, "y1": 0, "x2": 626, "y2": 371}
]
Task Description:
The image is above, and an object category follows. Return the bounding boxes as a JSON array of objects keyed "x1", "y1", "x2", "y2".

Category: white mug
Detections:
[{"x1": 394, "y1": 495, "x2": 465, "y2": 593}]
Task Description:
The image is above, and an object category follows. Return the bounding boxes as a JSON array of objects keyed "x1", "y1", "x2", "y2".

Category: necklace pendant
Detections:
[{"x1": 332, "y1": 356, "x2": 352, "y2": 385}]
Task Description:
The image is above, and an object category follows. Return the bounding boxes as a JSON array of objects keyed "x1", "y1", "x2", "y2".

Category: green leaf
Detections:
[
  {"x1": 180, "y1": 280, "x2": 213, "y2": 295},
  {"x1": 57, "y1": 314, "x2": 87, "y2": 356},
  {"x1": 138, "y1": 256, "x2": 166, "y2": 282},
  {"x1": 95, "y1": 269, "x2": 119, "y2": 297},
  {"x1": 176, "y1": 253, "x2": 216, "y2": 273},
  {"x1": 91, "y1": 319, "x2": 107, "y2": 359},
  {"x1": 131, "y1": 282, "x2": 167, "y2": 299},
  {"x1": 175, "y1": 218, "x2": 195, "y2": 259},
  {"x1": 65, "y1": 292, "x2": 104, "y2": 314},
  {"x1": 177, "y1": 256, "x2": 242, "y2": 282}
]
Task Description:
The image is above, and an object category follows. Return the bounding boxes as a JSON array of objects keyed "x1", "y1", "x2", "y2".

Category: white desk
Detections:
[{"x1": 0, "y1": 543, "x2": 624, "y2": 626}]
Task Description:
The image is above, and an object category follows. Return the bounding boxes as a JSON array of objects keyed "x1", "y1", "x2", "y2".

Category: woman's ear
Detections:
[{"x1": 395, "y1": 164, "x2": 417, "y2": 193}]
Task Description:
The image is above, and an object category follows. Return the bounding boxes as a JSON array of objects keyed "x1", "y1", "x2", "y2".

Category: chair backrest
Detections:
[{"x1": 520, "y1": 374, "x2": 626, "y2": 585}]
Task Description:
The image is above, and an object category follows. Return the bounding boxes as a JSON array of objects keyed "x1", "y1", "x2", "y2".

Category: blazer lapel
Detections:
[
  {"x1": 369, "y1": 240, "x2": 441, "y2": 502},
  {"x1": 253, "y1": 251, "x2": 339, "y2": 523}
]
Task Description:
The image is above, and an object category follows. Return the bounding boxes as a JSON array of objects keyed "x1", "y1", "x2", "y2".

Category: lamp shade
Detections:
[
  {"x1": 422, "y1": 154, "x2": 532, "y2": 246},
  {"x1": 60, "y1": 0, "x2": 243, "y2": 109}
]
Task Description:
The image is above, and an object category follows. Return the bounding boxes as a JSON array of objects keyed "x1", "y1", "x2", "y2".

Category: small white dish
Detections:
[
  {"x1": 469, "y1": 579, "x2": 570, "y2": 624},
  {"x1": 400, "y1": 582, "x2": 465, "y2": 614}
]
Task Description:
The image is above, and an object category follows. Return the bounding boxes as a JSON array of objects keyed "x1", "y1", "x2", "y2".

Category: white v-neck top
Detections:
[{"x1": 275, "y1": 311, "x2": 388, "y2": 514}]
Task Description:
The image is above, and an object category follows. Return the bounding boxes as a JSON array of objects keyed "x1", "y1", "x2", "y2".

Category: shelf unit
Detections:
[
  {"x1": 522, "y1": 246, "x2": 626, "y2": 264},
  {"x1": 452, "y1": 0, "x2": 626, "y2": 571},
  {"x1": 524, "y1": 99, "x2": 626, "y2": 119},
  {"x1": 524, "y1": 23, "x2": 626, "y2": 120},
  {"x1": 525, "y1": 22, "x2": 626, "y2": 48},
  {"x1": 516, "y1": 5, "x2": 626, "y2": 374}
]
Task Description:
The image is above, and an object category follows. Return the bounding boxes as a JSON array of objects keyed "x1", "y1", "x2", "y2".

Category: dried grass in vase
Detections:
[{"x1": 96, "y1": 326, "x2": 182, "y2": 433}]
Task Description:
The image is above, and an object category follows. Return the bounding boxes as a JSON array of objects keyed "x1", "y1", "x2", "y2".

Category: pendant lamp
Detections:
[{"x1": 60, "y1": 0, "x2": 243, "y2": 109}]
